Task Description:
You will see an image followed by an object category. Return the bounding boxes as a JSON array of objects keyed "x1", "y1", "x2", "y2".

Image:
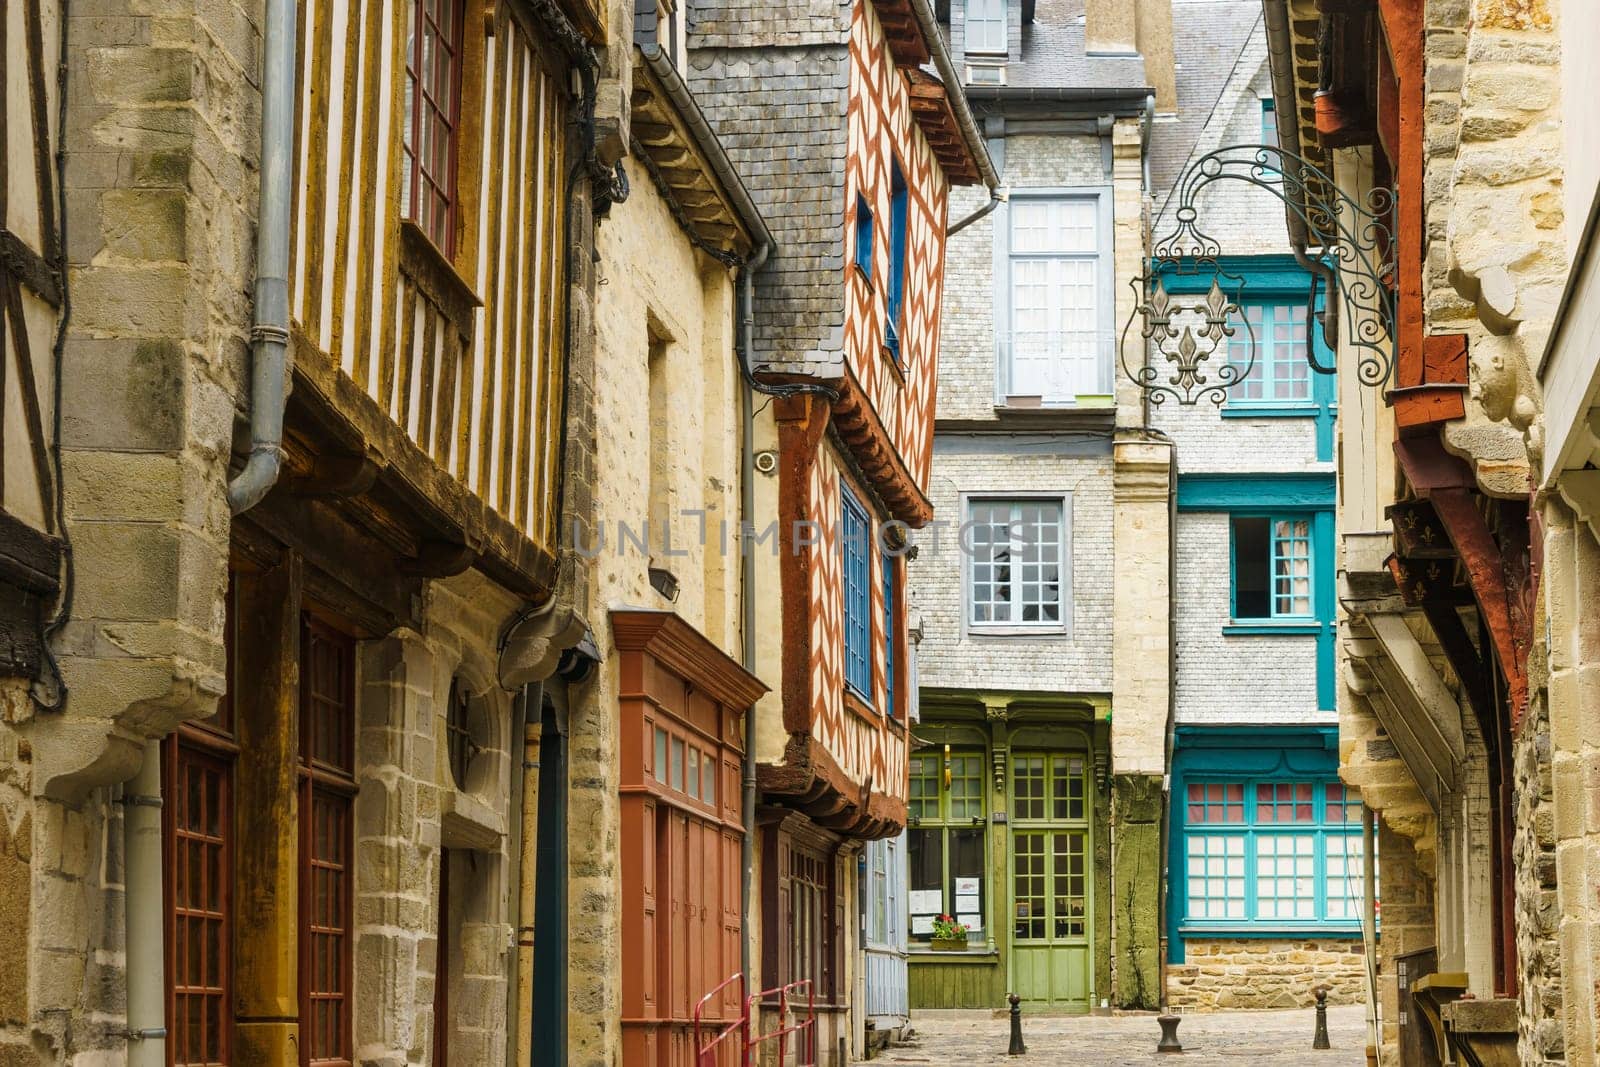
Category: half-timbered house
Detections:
[
  {"x1": 686, "y1": 0, "x2": 995, "y2": 1058},
  {"x1": 2, "y1": 0, "x2": 619, "y2": 1062}
]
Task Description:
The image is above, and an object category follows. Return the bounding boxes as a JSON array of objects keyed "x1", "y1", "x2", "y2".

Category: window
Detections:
[
  {"x1": 1181, "y1": 778, "x2": 1370, "y2": 928},
  {"x1": 445, "y1": 677, "x2": 476, "y2": 790},
  {"x1": 854, "y1": 195, "x2": 874, "y2": 281},
  {"x1": 1011, "y1": 753, "x2": 1090, "y2": 941},
  {"x1": 1006, "y1": 197, "x2": 1104, "y2": 402},
  {"x1": 842, "y1": 485, "x2": 872, "y2": 698},
  {"x1": 651, "y1": 723, "x2": 718, "y2": 808},
  {"x1": 882, "y1": 549, "x2": 898, "y2": 717},
  {"x1": 402, "y1": 0, "x2": 466, "y2": 255},
  {"x1": 886, "y1": 159, "x2": 909, "y2": 362},
  {"x1": 1232, "y1": 515, "x2": 1313, "y2": 620},
  {"x1": 300, "y1": 618, "x2": 356, "y2": 1067},
  {"x1": 655, "y1": 0, "x2": 687, "y2": 67},
  {"x1": 965, "y1": 0, "x2": 1007, "y2": 54},
  {"x1": 1229, "y1": 302, "x2": 1312, "y2": 403},
  {"x1": 864, "y1": 838, "x2": 900, "y2": 951},
  {"x1": 782, "y1": 841, "x2": 837, "y2": 1000},
  {"x1": 1261, "y1": 97, "x2": 1279, "y2": 149},
  {"x1": 967, "y1": 498, "x2": 1066, "y2": 629},
  {"x1": 908, "y1": 752, "x2": 987, "y2": 942},
  {"x1": 166, "y1": 579, "x2": 237, "y2": 1067}
]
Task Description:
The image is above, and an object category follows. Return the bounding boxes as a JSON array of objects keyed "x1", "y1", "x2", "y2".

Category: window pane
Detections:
[
  {"x1": 670, "y1": 737, "x2": 684, "y2": 790},
  {"x1": 950, "y1": 828, "x2": 986, "y2": 936},
  {"x1": 1272, "y1": 519, "x2": 1313, "y2": 616},
  {"x1": 1256, "y1": 835, "x2": 1317, "y2": 919},
  {"x1": 687, "y1": 748, "x2": 700, "y2": 800},
  {"x1": 842, "y1": 487, "x2": 873, "y2": 695},
  {"x1": 1257, "y1": 782, "x2": 1317, "y2": 824},
  {"x1": 1232, "y1": 516, "x2": 1271, "y2": 618},
  {"x1": 1187, "y1": 782, "x2": 1245, "y2": 824},
  {"x1": 1326, "y1": 783, "x2": 1362, "y2": 824},
  {"x1": 1186, "y1": 835, "x2": 1246, "y2": 920},
  {"x1": 653, "y1": 727, "x2": 668, "y2": 784},
  {"x1": 909, "y1": 756, "x2": 941, "y2": 821},
  {"x1": 1052, "y1": 832, "x2": 1087, "y2": 937},
  {"x1": 1325, "y1": 833, "x2": 1375, "y2": 920},
  {"x1": 1013, "y1": 832, "x2": 1047, "y2": 940},
  {"x1": 949, "y1": 755, "x2": 986, "y2": 821},
  {"x1": 966, "y1": 0, "x2": 1006, "y2": 53},
  {"x1": 1013, "y1": 755, "x2": 1046, "y2": 820},
  {"x1": 701, "y1": 752, "x2": 716, "y2": 805},
  {"x1": 968, "y1": 500, "x2": 1064, "y2": 626},
  {"x1": 908, "y1": 828, "x2": 943, "y2": 940}
]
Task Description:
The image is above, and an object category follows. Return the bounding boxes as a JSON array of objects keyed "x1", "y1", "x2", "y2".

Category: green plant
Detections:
[{"x1": 931, "y1": 914, "x2": 968, "y2": 941}]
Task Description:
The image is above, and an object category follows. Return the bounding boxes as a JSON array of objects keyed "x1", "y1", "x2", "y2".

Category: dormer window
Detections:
[
  {"x1": 656, "y1": 0, "x2": 687, "y2": 67},
  {"x1": 966, "y1": 0, "x2": 1007, "y2": 55}
]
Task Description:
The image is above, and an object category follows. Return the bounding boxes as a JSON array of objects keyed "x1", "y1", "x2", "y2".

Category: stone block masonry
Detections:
[{"x1": 1166, "y1": 938, "x2": 1367, "y2": 1010}]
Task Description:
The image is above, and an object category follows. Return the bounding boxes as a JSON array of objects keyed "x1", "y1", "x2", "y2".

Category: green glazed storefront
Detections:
[{"x1": 906, "y1": 692, "x2": 1112, "y2": 1013}]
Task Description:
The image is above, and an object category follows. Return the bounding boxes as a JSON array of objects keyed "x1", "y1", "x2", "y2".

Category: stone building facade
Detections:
[
  {"x1": 1148, "y1": 2, "x2": 1365, "y2": 1012},
  {"x1": 686, "y1": 0, "x2": 993, "y2": 1060},
  {"x1": 1265, "y1": 0, "x2": 1600, "y2": 1063},
  {"x1": 905, "y1": 0, "x2": 1173, "y2": 1016},
  {"x1": 0, "y1": 0, "x2": 624, "y2": 1064}
]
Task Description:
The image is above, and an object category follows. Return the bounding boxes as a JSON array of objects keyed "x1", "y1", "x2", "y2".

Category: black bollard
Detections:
[
  {"x1": 1156, "y1": 1012, "x2": 1183, "y2": 1053},
  {"x1": 1312, "y1": 986, "x2": 1331, "y2": 1050},
  {"x1": 1008, "y1": 992, "x2": 1026, "y2": 1055}
]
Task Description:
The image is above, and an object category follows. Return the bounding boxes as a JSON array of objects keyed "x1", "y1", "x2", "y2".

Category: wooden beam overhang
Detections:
[
  {"x1": 757, "y1": 735, "x2": 904, "y2": 840},
  {"x1": 275, "y1": 336, "x2": 559, "y2": 603},
  {"x1": 868, "y1": 0, "x2": 931, "y2": 67},
  {"x1": 1365, "y1": 613, "x2": 1467, "y2": 788},
  {"x1": 629, "y1": 49, "x2": 756, "y2": 261},
  {"x1": 905, "y1": 69, "x2": 983, "y2": 186},
  {"x1": 1394, "y1": 437, "x2": 1535, "y2": 726}
]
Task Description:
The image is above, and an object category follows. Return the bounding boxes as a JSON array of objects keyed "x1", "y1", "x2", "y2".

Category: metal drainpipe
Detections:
[
  {"x1": 226, "y1": 0, "x2": 296, "y2": 514},
  {"x1": 1362, "y1": 806, "x2": 1381, "y2": 1064},
  {"x1": 124, "y1": 738, "x2": 166, "y2": 1064}
]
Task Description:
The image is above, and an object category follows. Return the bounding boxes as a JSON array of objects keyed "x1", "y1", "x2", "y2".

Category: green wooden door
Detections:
[{"x1": 1008, "y1": 752, "x2": 1093, "y2": 1010}]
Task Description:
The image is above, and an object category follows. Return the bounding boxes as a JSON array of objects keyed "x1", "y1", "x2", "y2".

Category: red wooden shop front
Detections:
[{"x1": 614, "y1": 611, "x2": 767, "y2": 1067}]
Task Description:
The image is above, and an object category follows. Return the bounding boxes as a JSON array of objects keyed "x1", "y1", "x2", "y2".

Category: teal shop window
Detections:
[
  {"x1": 841, "y1": 485, "x2": 872, "y2": 697},
  {"x1": 1181, "y1": 778, "x2": 1371, "y2": 928},
  {"x1": 1229, "y1": 302, "x2": 1312, "y2": 404},
  {"x1": 908, "y1": 752, "x2": 987, "y2": 942},
  {"x1": 854, "y1": 195, "x2": 874, "y2": 281},
  {"x1": 1261, "y1": 98, "x2": 1278, "y2": 149},
  {"x1": 886, "y1": 159, "x2": 908, "y2": 363},
  {"x1": 1232, "y1": 515, "x2": 1312, "y2": 620}
]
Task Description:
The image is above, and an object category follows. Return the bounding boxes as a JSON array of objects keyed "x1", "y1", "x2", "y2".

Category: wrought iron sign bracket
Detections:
[{"x1": 1121, "y1": 144, "x2": 1398, "y2": 407}]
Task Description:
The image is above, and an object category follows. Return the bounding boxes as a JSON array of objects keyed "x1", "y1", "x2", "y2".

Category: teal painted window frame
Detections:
[
  {"x1": 1166, "y1": 728, "x2": 1378, "y2": 963},
  {"x1": 842, "y1": 484, "x2": 872, "y2": 699},
  {"x1": 1180, "y1": 475, "x2": 1337, "y2": 712},
  {"x1": 1159, "y1": 255, "x2": 1338, "y2": 461},
  {"x1": 1230, "y1": 513, "x2": 1314, "y2": 622}
]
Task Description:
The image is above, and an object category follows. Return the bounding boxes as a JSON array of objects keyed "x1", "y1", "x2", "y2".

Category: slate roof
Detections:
[
  {"x1": 1147, "y1": 0, "x2": 1263, "y2": 204},
  {"x1": 1002, "y1": 0, "x2": 1148, "y2": 91}
]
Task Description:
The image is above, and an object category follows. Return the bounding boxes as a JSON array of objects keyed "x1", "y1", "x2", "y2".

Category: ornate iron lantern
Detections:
[{"x1": 1120, "y1": 145, "x2": 1398, "y2": 407}]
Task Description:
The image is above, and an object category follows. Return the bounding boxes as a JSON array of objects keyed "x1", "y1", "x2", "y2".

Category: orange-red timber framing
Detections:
[
  {"x1": 1289, "y1": 0, "x2": 1536, "y2": 1004},
  {"x1": 752, "y1": 0, "x2": 978, "y2": 845}
]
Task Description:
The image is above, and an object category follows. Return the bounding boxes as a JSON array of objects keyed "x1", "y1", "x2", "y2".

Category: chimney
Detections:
[{"x1": 1086, "y1": 0, "x2": 1177, "y2": 113}]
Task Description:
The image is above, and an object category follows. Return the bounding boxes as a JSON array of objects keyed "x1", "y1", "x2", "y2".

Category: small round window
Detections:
[{"x1": 446, "y1": 677, "x2": 478, "y2": 791}]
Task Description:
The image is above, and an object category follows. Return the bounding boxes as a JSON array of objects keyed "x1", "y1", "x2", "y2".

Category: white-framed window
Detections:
[
  {"x1": 966, "y1": 497, "x2": 1068, "y2": 631},
  {"x1": 965, "y1": 0, "x2": 1007, "y2": 55},
  {"x1": 1001, "y1": 194, "x2": 1109, "y2": 404}
]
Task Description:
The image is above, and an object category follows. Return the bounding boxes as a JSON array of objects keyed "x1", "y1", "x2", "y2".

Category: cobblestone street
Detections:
[{"x1": 862, "y1": 1005, "x2": 1368, "y2": 1065}]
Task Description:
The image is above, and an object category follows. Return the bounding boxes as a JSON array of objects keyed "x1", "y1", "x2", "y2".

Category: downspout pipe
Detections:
[
  {"x1": 124, "y1": 739, "x2": 166, "y2": 1064},
  {"x1": 226, "y1": 0, "x2": 296, "y2": 514}
]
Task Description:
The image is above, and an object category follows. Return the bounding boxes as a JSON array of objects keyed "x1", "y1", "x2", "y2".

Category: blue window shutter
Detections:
[
  {"x1": 883, "y1": 549, "x2": 896, "y2": 716},
  {"x1": 887, "y1": 161, "x2": 908, "y2": 362},
  {"x1": 855, "y1": 195, "x2": 874, "y2": 281},
  {"x1": 842, "y1": 486, "x2": 872, "y2": 697}
]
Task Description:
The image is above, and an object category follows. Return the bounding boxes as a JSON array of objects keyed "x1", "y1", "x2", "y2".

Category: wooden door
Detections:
[{"x1": 1008, "y1": 752, "x2": 1093, "y2": 1011}]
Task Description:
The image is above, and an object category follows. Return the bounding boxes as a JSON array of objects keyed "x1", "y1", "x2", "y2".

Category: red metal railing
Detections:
[
  {"x1": 747, "y1": 980, "x2": 817, "y2": 1067},
  {"x1": 692, "y1": 972, "x2": 748, "y2": 1067}
]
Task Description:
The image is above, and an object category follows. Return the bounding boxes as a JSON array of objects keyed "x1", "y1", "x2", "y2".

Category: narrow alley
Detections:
[{"x1": 863, "y1": 1006, "x2": 1368, "y2": 1066}]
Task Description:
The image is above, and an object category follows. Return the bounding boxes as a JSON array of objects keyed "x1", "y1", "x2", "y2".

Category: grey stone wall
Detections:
[{"x1": 687, "y1": 1, "x2": 851, "y2": 374}]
